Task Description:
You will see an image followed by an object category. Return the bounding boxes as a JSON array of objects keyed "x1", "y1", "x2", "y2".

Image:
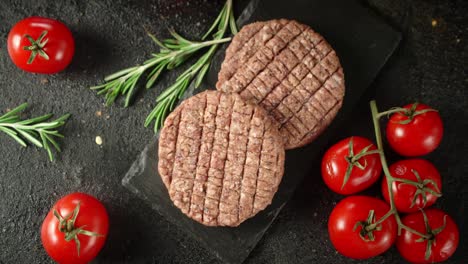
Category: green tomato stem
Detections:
[
  {"x1": 376, "y1": 107, "x2": 407, "y2": 119},
  {"x1": 367, "y1": 100, "x2": 430, "y2": 239},
  {"x1": 392, "y1": 176, "x2": 423, "y2": 187},
  {"x1": 351, "y1": 149, "x2": 381, "y2": 163}
]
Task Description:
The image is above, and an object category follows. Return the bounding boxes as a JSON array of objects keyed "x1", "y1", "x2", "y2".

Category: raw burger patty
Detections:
[
  {"x1": 216, "y1": 19, "x2": 345, "y2": 149},
  {"x1": 158, "y1": 90, "x2": 285, "y2": 227}
]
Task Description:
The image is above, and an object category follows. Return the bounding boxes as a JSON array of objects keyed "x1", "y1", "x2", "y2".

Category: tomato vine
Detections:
[{"x1": 367, "y1": 100, "x2": 444, "y2": 260}]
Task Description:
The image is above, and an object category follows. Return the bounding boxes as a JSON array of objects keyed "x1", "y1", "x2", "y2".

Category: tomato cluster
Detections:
[{"x1": 322, "y1": 102, "x2": 458, "y2": 263}]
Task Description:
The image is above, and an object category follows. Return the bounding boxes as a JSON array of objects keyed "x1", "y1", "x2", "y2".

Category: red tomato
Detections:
[
  {"x1": 322, "y1": 136, "x2": 382, "y2": 194},
  {"x1": 7, "y1": 16, "x2": 75, "y2": 74},
  {"x1": 41, "y1": 193, "x2": 109, "y2": 264},
  {"x1": 396, "y1": 209, "x2": 459, "y2": 263},
  {"x1": 328, "y1": 196, "x2": 397, "y2": 259},
  {"x1": 382, "y1": 159, "x2": 442, "y2": 213},
  {"x1": 386, "y1": 103, "x2": 443, "y2": 156}
]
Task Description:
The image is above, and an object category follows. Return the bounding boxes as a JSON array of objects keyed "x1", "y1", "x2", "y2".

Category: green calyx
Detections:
[
  {"x1": 378, "y1": 102, "x2": 438, "y2": 124},
  {"x1": 394, "y1": 102, "x2": 438, "y2": 125},
  {"x1": 23, "y1": 30, "x2": 50, "y2": 64},
  {"x1": 53, "y1": 203, "x2": 103, "y2": 256},
  {"x1": 341, "y1": 137, "x2": 380, "y2": 190},
  {"x1": 353, "y1": 210, "x2": 382, "y2": 242},
  {"x1": 400, "y1": 169, "x2": 442, "y2": 209},
  {"x1": 415, "y1": 210, "x2": 448, "y2": 261}
]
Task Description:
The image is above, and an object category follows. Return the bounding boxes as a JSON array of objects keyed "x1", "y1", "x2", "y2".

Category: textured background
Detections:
[{"x1": 0, "y1": 0, "x2": 466, "y2": 263}]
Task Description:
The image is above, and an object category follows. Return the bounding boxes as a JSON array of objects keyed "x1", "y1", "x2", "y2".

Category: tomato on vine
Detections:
[
  {"x1": 328, "y1": 196, "x2": 397, "y2": 259},
  {"x1": 324, "y1": 101, "x2": 457, "y2": 262},
  {"x1": 41, "y1": 193, "x2": 109, "y2": 264},
  {"x1": 382, "y1": 159, "x2": 442, "y2": 213},
  {"x1": 7, "y1": 16, "x2": 75, "y2": 74},
  {"x1": 386, "y1": 103, "x2": 443, "y2": 157},
  {"x1": 322, "y1": 136, "x2": 382, "y2": 195},
  {"x1": 396, "y1": 209, "x2": 459, "y2": 263}
]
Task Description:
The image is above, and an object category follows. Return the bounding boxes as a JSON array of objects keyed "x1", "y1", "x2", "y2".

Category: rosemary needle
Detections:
[
  {"x1": 145, "y1": 0, "x2": 237, "y2": 132},
  {"x1": 91, "y1": 0, "x2": 237, "y2": 132},
  {"x1": 0, "y1": 103, "x2": 70, "y2": 161},
  {"x1": 91, "y1": 33, "x2": 230, "y2": 107}
]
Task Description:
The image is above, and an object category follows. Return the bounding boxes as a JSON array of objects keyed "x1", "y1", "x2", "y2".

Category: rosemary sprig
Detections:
[
  {"x1": 91, "y1": 31, "x2": 230, "y2": 107},
  {"x1": 145, "y1": 0, "x2": 237, "y2": 131},
  {"x1": 91, "y1": 0, "x2": 237, "y2": 132},
  {"x1": 0, "y1": 103, "x2": 70, "y2": 161},
  {"x1": 91, "y1": 0, "x2": 236, "y2": 109}
]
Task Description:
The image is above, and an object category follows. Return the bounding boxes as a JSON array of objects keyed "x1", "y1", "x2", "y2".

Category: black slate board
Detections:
[{"x1": 122, "y1": 0, "x2": 401, "y2": 263}]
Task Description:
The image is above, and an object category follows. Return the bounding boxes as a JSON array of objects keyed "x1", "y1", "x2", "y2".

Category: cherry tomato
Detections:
[
  {"x1": 322, "y1": 136, "x2": 382, "y2": 195},
  {"x1": 382, "y1": 159, "x2": 442, "y2": 213},
  {"x1": 328, "y1": 196, "x2": 397, "y2": 259},
  {"x1": 386, "y1": 103, "x2": 443, "y2": 156},
  {"x1": 396, "y1": 209, "x2": 459, "y2": 263},
  {"x1": 7, "y1": 16, "x2": 75, "y2": 74},
  {"x1": 41, "y1": 193, "x2": 109, "y2": 264}
]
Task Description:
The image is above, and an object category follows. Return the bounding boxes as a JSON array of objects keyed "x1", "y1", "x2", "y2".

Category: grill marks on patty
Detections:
[
  {"x1": 158, "y1": 91, "x2": 285, "y2": 227},
  {"x1": 217, "y1": 19, "x2": 345, "y2": 149},
  {"x1": 159, "y1": 20, "x2": 345, "y2": 226}
]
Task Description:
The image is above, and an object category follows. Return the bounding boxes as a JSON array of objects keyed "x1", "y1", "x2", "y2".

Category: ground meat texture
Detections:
[
  {"x1": 217, "y1": 19, "x2": 345, "y2": 149},
  {"x1": 158, "y1": 90, "x2": 285, "y2": 227}
]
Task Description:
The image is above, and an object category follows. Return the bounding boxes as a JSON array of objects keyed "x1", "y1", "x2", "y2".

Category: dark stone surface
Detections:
[{"x1": 0, "y1": 0, "x2": 465, "y2": 263}]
